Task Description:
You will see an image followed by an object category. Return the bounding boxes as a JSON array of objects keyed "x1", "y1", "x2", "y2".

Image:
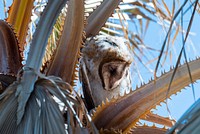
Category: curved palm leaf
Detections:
[
  {"x1": 167, "y1": 98, "x2": 200, "y2": 134},
  {"x1": 47, "y1": 0, "x2": 85, "y2": 86},
  {"x1": 6, "y1": 0, "x2": 34, "y2": 53},
  {"x1": 0, "y1": 20, "x2": 22, "y2": 93},
  {"x1": 0, "y1": 20, "x2": 22, "y2": 75}
]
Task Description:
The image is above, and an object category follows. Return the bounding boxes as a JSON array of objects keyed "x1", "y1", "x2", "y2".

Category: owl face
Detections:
[{"x1": 80, "y1": 35, "x2": 133, "y2": 109}]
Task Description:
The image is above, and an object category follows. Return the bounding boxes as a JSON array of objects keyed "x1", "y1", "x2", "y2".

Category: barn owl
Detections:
[{"x1": 80, "y1": 35, "x2": 133, "y2": 110}]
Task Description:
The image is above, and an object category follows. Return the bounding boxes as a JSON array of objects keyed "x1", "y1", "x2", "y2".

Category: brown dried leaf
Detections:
[
  {"x1": 47, "y1": 0, "x2": 85, "y2": 85},
  {"x1": 85, "y1": 0, "x2": 121, "y2": 37},
  {"x1": 6, "y1": 0, "x2": 34, "y2": 53},
  {"x1": 0, "y1": 20, "x2": 22, "y2": 76}
]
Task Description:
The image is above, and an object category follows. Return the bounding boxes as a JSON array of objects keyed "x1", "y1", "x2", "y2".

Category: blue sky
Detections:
[
  {"x1": 1, "y1": 0, "x2": 200, "y2": 125},
  {"x1": 0, "y1": 0, "x2": 12, "y2": 19}
]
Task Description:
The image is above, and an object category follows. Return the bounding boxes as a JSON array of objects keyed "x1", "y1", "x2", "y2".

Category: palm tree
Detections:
[{"x1": 0, "y1": 0, "x2": 200, "y2": 133}]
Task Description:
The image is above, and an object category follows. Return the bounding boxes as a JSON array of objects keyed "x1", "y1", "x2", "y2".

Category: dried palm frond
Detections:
[{"x1": 0, "y1": 20, "x2": 22, "y2": 94}]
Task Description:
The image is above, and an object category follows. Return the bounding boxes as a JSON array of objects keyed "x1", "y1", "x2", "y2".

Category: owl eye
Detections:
[
  {"x1": 108, "y1": 65, "x2": 117, "y2": 76},
  {"x1": 103, "y1": 40, "x2": 118, "y2": 47}
]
